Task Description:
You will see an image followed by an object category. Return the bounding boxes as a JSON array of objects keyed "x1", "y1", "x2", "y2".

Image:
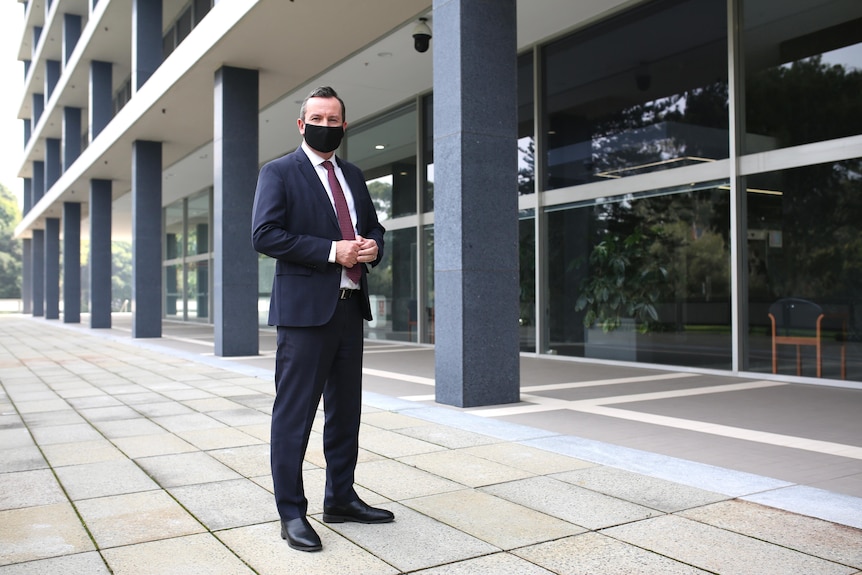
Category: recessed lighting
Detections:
[{"x1": 375, "y1": 145, "x2": 385, "y2": 150}]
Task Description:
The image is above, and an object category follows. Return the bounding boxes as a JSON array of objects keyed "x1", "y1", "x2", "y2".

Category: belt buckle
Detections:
[{"x1": 339, "y1": 288, "x2": 352, "y2": 300}]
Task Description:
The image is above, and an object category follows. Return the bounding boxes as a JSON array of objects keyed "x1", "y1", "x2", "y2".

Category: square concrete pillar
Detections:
[
  {"x1": 432, "y1": 0, "x2": 520, "y2": 407},
  {"x1": 213, "y1": 66, "x2": 260, "y2": 356},
  {"x1": 90, "y1": 179, "x2": 112, "y2": 328},
  {"x1": 132, "y1": 140, "x2": 162, "y2": 338},
  {"x1": 63, "y1": 202, "x2": 81, "y2": 323},
  {"x1": 45, "y1": 218, "x2": 61, "y2": 320}
]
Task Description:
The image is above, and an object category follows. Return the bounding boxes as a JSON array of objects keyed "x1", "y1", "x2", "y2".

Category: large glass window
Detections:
[
  {"x1": 743, "y1": 0, "x2": 862, "y2": 153},
  {"x1": 346, "y1": 105, "x2": 418, "y2": 221},
  {"x1": 346, "y1": 102, "x2": 422, "y2": 341},
  {"x1": 519, "y1": 210, "x2": 536, "y2": 351},
  {"x1": 746, "y1": 159, "x2": 862, "y2": 381},
  {"x1": 422, "y1": 95, "x2": 434, "y2": 212},
  {"x1": 366, "y1": 228, "x2": 416, "y2": 341},
  {"x1": 163, "y1": 189, "x2": 212, "y2": 322},
  {"x1": 518, "y1": 53, "x2": 535, "y2": 195},
  {"x1": 547, "y1": 182, "x2": 732, "y2": 368},
  {"x1": 542, "y1": 0, "x2": 728, "y2": 190}
]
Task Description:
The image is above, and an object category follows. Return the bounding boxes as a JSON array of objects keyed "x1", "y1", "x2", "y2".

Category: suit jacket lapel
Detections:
[{"x1": 292, "y1": 149, "x2": 340, "y2": 230}]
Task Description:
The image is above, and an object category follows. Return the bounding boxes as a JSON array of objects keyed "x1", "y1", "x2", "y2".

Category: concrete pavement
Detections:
[{"x1": 1, "y1": 314, "x2": 861, "y2": 574}]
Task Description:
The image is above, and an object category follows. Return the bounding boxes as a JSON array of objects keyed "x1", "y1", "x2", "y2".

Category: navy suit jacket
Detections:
[{"x1": 251, "y1": 148, "x2": 385, "y2": 326}]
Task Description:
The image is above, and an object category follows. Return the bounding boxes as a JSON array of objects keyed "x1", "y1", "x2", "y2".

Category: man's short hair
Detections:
[{"x1": 299, "y1": 86, "x2": 346, "y2": 122}]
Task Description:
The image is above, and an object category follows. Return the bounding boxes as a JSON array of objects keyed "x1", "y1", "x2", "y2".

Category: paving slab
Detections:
[
  {"x1": 74, "y1": 490, "x2": 205, "y2": 549},
  {"x1": 0, "y1": 469, "x2": 67, "y2": 510},
  {"x1": 603, "y1": 514, "x2": 858, "y2": 575},
  {"x1": 167, "y1": 478, "x2": 280, "y2": 530},
  {"x1": 403, "y1": 488, "x2": 584, "y2": 549},
  {"x1": 40, "y1": 439, "x2": 126, "y2": 467},
  {"x1": 101, "y1": 533, "x2": 257, "y2": 575},
  {"x1": 514, "y1": 531, "x2": 712, "y2": 574},
  {"x1": 459, "y1": 442, "x2": 595, "y2": 475},
  {"x1": 679, "y1": 500, "x2": 862, "y2": 569},
  {"x1": 483, "y1": 475, "x2": 660, "y2": 530},
  {"x1": 0, "y1": 503, "x2": 95, "y2": 565},
  {"x1": 399, "y1": 449, "x2": 535, "y2": 487},
  {"x1": 135, "y1": 452, "x2": 241, "y2": 487},
  {"x1": 358, "y1": 425, "x2": 448, "y2": 458},
  {"x1": 0, "y1": 446, "x2": 47, "y2": 473},
  {"x1": 317, "y1": 503, "x2": 497, "y2": 573},
  {"x1": 412, "y1": 552, "x2": 557, "y2": 574},
  {"x1": 53, "y1": 459, "x2": 159, "y2": 500},
  {"x1": 551, "y1": 465, "x2": 729, "y2": 512},
  {"x1": 208, "y1": 444, "x2": 272, "y2": 477},
  {"x1": 216, "y1": 521, "x2": 399, "y2": 575},
  {"x1": 0, "y1": 551, "x2": 111, "y2": 574}
]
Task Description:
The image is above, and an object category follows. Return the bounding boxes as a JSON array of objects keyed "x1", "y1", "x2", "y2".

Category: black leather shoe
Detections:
[
  {"x1": 280, "y1": 517, "x2": 322, "y2": 552},
  {"x1": 322, "y1": 500, "x2": 394, "y2": 524}
]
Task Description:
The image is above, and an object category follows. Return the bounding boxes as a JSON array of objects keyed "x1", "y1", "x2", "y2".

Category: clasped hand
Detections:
[{"x1": 335, "y1": 236, "x2": 377, "y2": 268}]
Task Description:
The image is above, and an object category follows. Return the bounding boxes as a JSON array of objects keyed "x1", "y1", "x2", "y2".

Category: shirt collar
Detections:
[{"x1": 301, "y1": 141, "x2": 338, "y2": 169}]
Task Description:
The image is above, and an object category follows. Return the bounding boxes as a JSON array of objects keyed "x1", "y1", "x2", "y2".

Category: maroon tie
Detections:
[{"x1": 322, "y1": 160, "x2": 361, "y2": 283}]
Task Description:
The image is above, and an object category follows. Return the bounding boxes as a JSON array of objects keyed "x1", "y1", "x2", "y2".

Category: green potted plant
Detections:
[{"x1": 575, "y1": 227, "x2": 668, "y2": 335}]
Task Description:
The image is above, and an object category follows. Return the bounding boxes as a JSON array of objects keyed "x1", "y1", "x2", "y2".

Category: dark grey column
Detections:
[
  {"x1": 89, "y1": 61, "x2": 112, "y2": 140},
  {"x1": 22, "y1": 239, "x2": 32, "y2": 314},
  {"x1": 63, "y1": 13, "x2": 82, "y2": 64},
  {"x1": 46, "y1": 60, "x2": 61, "y2": 101},
  {"x1": 132, "y1": 140, "x2": 162, "y2": 338},
  {"x1": 90, "y1": 179, "x2": 112, "y2": 328},
  {"x1": 32, "y1": 160, "x2": 45, "y2": 205},
  {"x1": 33, "y1": 93, "x2": 44, "y2": 126},
  {"x1": 433, "y1": 0, "x2": 520, "y2": 407},
  {"x1": 23, "y1": 178, "x2": 32, "y2": 214},
  {"x1": 32, "y1": 230, "x2": 44, "y2": 316},
  {"x1": 24, "y1": 118, "x2": 31, "y2": 146},
  {"x1": 45, "y1": 218, "x2": 61, "y2": 320},
  {"x1": 63, "y1": 107, "x2": 82, "y2": 169},
  {"x1": 46, "y1": 138, "x2": 61, "y2": 189},
  {"x1": 63, "y1": 203, "x2": 81, "y2": 323},
  {"x1": 213, "y1": 66, "x2": 259, "y2": 356},
  {"x1": 132, "y1": 0, "x2": 162, "y2": 91}
]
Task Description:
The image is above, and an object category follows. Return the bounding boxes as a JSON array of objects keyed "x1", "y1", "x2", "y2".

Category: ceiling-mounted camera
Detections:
[{"x1": 413, "y1": 17, "x2": 431, "y2": 53}]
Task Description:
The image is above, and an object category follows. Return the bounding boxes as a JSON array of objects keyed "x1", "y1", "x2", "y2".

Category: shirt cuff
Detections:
[{"x1": 328, "y1": 241, "x2": 336, "y2": 263}]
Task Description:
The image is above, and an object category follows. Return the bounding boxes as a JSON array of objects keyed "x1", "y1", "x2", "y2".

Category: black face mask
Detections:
[{"x1": 303, "y1": 123, "x2": 344, "y2": 154}]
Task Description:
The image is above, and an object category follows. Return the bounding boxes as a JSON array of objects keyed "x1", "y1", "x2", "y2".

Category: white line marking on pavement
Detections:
[
  {"x1": 521, "y1": 372, "x2": 700, "y2": 392},
  {"x1": 363, "y1": 368, "x2": 435, "y2": 386}
]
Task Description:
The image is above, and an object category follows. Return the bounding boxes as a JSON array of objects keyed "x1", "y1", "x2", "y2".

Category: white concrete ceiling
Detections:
[{"x1": 14, "y1": 0, "x2": 641, "y2": 239}]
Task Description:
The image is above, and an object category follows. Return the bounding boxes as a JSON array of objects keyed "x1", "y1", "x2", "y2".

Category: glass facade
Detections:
[
  {"x1": 546, "y1": 182, "x2": 732, "y2": 367},
  {"x1": 746, "y1": 160, "x2": 862, "y2": 378},
  {"x1": 251, "y1": 0, "x2": 862, "y2": 384},
  {"x1": 542, "y1": 0, "x2": 729, "y2": 189},
  {"x1": 163, "y1": 189, "x2": 212, "y2": 322},
  {"x1": 743, "y1": 0, "x2": 862, "y2": 153}
]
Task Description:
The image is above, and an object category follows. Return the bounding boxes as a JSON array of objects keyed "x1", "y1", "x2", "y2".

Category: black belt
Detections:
[{"x1": 339, "y1": 288, "x2": 358, "y2": 300}]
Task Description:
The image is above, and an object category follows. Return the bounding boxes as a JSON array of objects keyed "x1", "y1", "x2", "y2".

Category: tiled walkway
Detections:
[{"x1": 1, "y1": 315, "x2": 861, "y2": 574}]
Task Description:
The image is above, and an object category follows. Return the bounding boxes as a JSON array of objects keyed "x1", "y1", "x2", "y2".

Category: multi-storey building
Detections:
[{"x1": 13, "y1": 0, "x2": 862, "y2": 402}]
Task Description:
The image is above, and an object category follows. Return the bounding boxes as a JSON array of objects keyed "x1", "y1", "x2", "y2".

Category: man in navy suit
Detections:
[{"x1": 252, "y1": 86, "x2": 391, "y2": 552}]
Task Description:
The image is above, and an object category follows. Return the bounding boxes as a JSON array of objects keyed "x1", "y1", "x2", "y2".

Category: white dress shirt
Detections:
[{"x1": 301, "y1": 142, "x2": 360, "y2": 289}]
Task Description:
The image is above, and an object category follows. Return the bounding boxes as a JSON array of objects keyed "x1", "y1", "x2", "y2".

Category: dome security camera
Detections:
[{"x1": 413, "y1": 18, "x2": 431, "y2": 53}]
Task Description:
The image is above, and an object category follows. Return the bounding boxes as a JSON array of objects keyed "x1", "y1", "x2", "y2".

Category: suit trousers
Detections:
[{"x1": 270, "y1": 295, "x2": 364, "y2": 521}]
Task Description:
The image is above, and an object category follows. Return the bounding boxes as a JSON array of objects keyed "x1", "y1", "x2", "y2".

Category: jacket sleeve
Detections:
[{"x1": 251, "y1": 159, "x2": 333, "y2": 266}]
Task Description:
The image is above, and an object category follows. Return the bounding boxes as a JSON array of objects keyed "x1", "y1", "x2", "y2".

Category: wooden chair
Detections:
[{"x1": 768, "y1": 298, "x2": 846, "y2": 379}]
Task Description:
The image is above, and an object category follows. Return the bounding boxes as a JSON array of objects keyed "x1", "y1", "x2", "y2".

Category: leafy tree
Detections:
[
  {"x1": 0, "y1": 183, "x2": 22, "y2": 298},
  {"x1": 367, "y1": 180, "x2": 391, "y2": 222}
]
